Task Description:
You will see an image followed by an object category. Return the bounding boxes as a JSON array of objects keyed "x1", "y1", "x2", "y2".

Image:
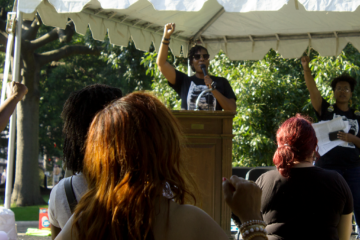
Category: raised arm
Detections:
[
  {"x1": 0, "y1": 82, "x2": 28, "y2": 132},
  {"x1": 156, "y1": 23, "x2": 176, "y2": 84},
  {"x1": 301, "y1": 56, "x2": 322, "y2": 115}
]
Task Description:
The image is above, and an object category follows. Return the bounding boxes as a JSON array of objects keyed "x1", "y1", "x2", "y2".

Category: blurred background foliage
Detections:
[
  {"x1": 1, "y1": 24, "x2": 360, "y2": 167},
  {"x1": 143, "y1": 44, "x2": 360, "y2": 167}
]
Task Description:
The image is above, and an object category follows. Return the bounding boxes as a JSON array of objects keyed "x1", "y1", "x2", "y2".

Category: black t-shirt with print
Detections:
[
  {"x1": 168, "y1": 70, "x2": 236, "y2": 110},
  {"x1": 315, "y1": 98, "x2": 360, "y2": 168}
]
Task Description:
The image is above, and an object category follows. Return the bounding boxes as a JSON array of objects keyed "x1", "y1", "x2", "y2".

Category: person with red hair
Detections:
[{"x1": 256, "y1": 115, "x2": 353, "y2": 240}]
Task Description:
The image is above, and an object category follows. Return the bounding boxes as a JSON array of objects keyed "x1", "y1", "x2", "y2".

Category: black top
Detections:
[
  {"x1": 256, "y1": 168, "x2": 353, "y2": 240},
  {"x1": 168, "y1": 70, "x2": 236, "y2": 110},
  {"x1": 315, "y1": 98, "x2": 360, "y2": 168}
]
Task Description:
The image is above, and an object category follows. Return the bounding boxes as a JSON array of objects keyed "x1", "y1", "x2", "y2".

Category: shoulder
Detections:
[
  {"x1": 211, "y1": 75, "x2": 229, "y2": 83},
  {"x1": 168, "y1": 203, "x2": 228, "y2": 240},
  {"x1": 312, "y1": 166, "x2": 340, "y2": 178},
  {"x1": 50, "y1": 178, "x2": 66, "y2": 201},
  {"x1": 310, "y1": 167, "x2": 350, "y2": 188},
  {"x1": 256, "y1": 170, "x2": 279, "y2": 184},
  {"x1": 171, "y1": 203, "x2": 212, "y2": 223},
  {"x1": 175, "y1": 69, "x2": 189, "y2": 80},
  {"x1": 351, "y1": 108, "x2": 360, "y2": 118},
  {"x1": 71, "y1": 174, "x2": 88, "y2": 201}
]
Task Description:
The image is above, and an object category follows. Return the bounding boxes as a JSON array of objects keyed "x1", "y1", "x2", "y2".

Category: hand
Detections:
[
  {"x1": 337, "y1": 131, "x2": 355, "y2": 143},
  {"x1": 222, "y1": 176, "x2": 262, "y2": 223},
  {"x1": 301, "y1": 56, "x2": 310, "y2": 70},
  {"x1": 163, "y1": 23, "x2": 175, "y2": 39},
  {"x1": 204, "y1": 75, "x2": 213, "y2": 89},
  {"x1": 6, "y1": 82, "x2": 28, "y2": 101}
]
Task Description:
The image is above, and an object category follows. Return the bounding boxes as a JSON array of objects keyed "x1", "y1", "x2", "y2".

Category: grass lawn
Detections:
[{"x1": 1, "y1": 194, "x2": 49, "y2": 221}]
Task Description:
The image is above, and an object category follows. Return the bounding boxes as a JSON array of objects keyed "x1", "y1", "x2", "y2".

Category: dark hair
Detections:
[
  {"x1": 273, "y1": 114, "x2": 319, "y2": 178},
  {"x1": 61, "y1": 84, "x2": 122, "y2": 173},
  {"x1": 331, "y1": 75, "x2": 357, "y2": 92},
  {"x1": 188, "y1": 45, "x2": 209, "y2": 72}
]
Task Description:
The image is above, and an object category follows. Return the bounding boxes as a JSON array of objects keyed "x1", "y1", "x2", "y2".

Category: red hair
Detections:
[
  {"x1": 273, "y1": 114, "x2": 319, "y2": 178},
  {"x1": 72, "y1": 92, "x2": 197, "y2": 240}
]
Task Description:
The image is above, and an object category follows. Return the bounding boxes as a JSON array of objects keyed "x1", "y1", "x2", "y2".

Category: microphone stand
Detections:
[
  {"x1": 195, "y1": 64, "x2": 212, "y2": 111},
  {"x1": 195, "y1": 89, "x2": 212, "y2": 111}
]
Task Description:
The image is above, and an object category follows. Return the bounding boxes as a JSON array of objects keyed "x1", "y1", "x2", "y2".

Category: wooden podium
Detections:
[{"x1": 172, "y1": 110, "x2": 236, "y2": 236}]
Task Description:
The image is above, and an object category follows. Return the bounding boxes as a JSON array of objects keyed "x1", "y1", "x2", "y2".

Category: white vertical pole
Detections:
[
  {"x1": 4, "y1": 5, "x2": 22, "y2": 209},
  {"x1": 188, "y1": 58, "x2": 193, "y2": 77},
  {"x1": 1, "y1": 34, "x2": 14, "y2": 104}
]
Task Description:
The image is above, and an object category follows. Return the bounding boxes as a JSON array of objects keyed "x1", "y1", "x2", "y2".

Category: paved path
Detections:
[{"x1": 16, "y1": 221, "x2": 51, "y2": 240}]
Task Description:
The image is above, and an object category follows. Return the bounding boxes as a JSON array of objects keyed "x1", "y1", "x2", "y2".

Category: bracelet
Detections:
[
  {"x1": 241, "y1": 224, "x2": 267, "y2": 238},
  {"x1": 163, "y1": 37, "x2": 171, "y2": 41},
  {"x1": 162, "y1": 41, "x2": 170, "y2": 45},
  {"x1": 240, "y1": 219, "x2": 266, "y2": 230},
  {"x1": 246, "y1": 233, "x2": 268, "y2": 240}
]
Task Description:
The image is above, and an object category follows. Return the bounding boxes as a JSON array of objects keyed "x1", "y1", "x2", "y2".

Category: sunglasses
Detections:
[
  {"x1": 335, "y1": 87, "x2": 350, "y2": 93},
  {"x1": 193, "y1": 54, "x2": 210, "y2": 60}
]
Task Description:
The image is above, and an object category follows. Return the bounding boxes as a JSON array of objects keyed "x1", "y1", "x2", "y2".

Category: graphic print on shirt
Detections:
[
  {"x1": 334, "y1": 113, "x2": 358, "y2": 148},
  {"x1": 187, "y1": 81, "x2": 216, "y2": 110}
]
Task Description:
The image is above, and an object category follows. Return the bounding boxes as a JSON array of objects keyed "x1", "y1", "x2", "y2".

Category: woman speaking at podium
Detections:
[{"x1": 156, "y1": 23, "x2": 236, "y2": 111}]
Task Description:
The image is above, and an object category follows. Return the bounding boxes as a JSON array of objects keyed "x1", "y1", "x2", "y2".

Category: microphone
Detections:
[{"x1": 200, "y1": 64, "x2": 207, "y2": 76}]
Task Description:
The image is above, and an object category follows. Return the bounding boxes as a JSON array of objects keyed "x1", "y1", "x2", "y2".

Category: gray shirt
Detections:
[{"x1": 48, "y1": 173, "x2": 88, "y2": 228}]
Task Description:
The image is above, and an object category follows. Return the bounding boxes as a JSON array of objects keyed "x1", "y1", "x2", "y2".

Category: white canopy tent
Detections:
[
  {"x1": 3, "y1": 0, "x2": 360, "y2": 209},
  {"x1": 19, "y1": 0, "x2": 360, "y2": 60}
]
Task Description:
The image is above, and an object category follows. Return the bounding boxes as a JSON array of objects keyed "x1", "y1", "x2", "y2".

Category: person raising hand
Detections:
[
  {"x1": 156, "y1": 23, "x2": 236, "y2": 111},
  {"x1": 301, "y1": 55, "x2": 360, "y2": 233}
]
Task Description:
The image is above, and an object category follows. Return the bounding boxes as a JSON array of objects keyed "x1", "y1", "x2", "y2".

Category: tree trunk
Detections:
[{"x1": 11, "y1": 64, "x2": 44, "y2": 206}]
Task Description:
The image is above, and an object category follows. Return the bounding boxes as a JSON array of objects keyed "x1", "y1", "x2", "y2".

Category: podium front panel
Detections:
[{"x1": 172, "y1": 110, "x2": 235, "y2": 236}]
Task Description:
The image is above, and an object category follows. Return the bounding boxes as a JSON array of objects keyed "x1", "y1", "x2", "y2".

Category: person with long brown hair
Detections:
[{"x1": 55, "y1": 92, "x2": 266, "y2": 240}]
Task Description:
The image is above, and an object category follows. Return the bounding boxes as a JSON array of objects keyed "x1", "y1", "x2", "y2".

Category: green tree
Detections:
[
  {"x1": 39, "y1": 39, "x2": 154, "y2": 164},
  {"x1": 0, "y1": 5, "x2": 101, "y2": 205},
  {"x1": 144, "y1": 45, "x2": 360, "y2": 167}
]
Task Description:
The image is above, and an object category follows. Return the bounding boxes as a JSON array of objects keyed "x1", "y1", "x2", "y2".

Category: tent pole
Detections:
[
  {"x1": 1, "y1": 34, "x2": 14, "y2": 104},
  {"x1": 188, "y1": 58, "x2": 191, "y2": 77},
  {"x1": 4, "y1": 2, "x2": 22, "y2": 209}
]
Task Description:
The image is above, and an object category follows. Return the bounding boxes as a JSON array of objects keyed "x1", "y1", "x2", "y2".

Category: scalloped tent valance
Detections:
[{"x1": 19, "y1": 0, "x2": 360, "y2": 60}]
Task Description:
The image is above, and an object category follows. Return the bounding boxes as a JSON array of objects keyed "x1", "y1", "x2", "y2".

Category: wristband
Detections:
[
  {"x1": 211, "y1": 81, "x2": 217, "y2": 91},
  {"x1": 163, "y1": 37, "x2": 171, "y2": 41},
  {"x1": 162, "y1": 41, "x2": 170, "y2": 45}
]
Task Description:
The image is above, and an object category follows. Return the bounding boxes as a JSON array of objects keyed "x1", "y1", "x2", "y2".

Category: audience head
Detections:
[
  {"x1": 74, "y1": 92, "x2": 196, "y2": 240},
  {"x1": 61, "y1": 84, "x2": 122, "y2": 173},
  {"x1": 273, "y1": 114, "x2": 319, "y2": 178}
]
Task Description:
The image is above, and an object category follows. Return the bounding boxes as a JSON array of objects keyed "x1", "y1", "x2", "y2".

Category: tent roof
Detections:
[{"x1": 19, "y1": 0, "x2": 360, "y2": 60}]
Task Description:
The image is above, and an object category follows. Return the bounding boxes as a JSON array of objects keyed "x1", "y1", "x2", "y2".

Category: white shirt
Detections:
[{"x1": 48, "y1": 173, "x2": 88, "y2": 228}]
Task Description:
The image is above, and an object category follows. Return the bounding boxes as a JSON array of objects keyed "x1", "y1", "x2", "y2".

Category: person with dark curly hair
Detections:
[
  {"x1": 256, "y1": 115, "x2": 353, "y2": 240},
  {"x1": 156, "y1": 23, "x2": 236, "y2": 111},
  {"x1": 301, "y1": 56, "x2": 360, "y2": 231},
  {"x1": 49, "y1": 84, "x2": 122, "y2": 239}
]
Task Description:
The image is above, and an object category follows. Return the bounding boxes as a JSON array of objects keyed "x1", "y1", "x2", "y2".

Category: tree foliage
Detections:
[
  {"x1": 39, "y1": 38, "x2": 153, "y2": 160},
  {"x1": 143, "y1": 44, "x2": 360, "y2": 167}
]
